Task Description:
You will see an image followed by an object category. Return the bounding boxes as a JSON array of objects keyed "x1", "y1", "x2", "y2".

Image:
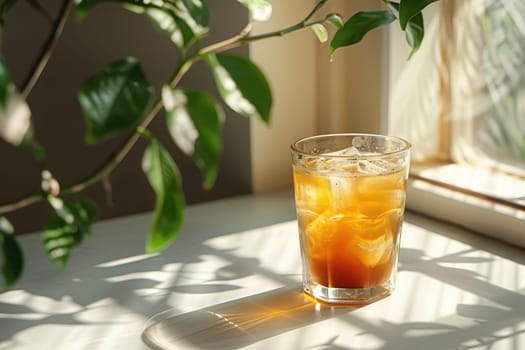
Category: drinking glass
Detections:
[{"x1": 291, "y1": 133, "x2": 411, "y2": 304}]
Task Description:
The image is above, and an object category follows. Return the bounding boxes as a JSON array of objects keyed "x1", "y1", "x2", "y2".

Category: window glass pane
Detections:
[
  {"x1": 389, "y1": 0, "x2": 525, "y2": 177},
  {"x1": 449, "y1": 0, "x2": 525, "y2": 177},
  {"x1": 388, "y1": 0, "x2": 525, "y2": 245},
  {"x1": 475, "y1": 0, "x2": 525, "y2": 172}
]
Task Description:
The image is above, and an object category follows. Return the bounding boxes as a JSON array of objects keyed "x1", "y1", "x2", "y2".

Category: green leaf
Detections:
[
  {"x1": 330, "y1": 10, "x2": 396, "y2": 58},
  {"x1": 0, "y1": 0, "x2": 17, "y2": 26},
  {"x1": 0, "y1": 57, "x2": 10, "y2": 107},
  {"x1": 76, "y1": 0, "x2": 207, "y2": 50},
  {"x1": 325, "y1": 13, "x2": 344, "y2": 30},
  {"x1": 237, "y1": 0, "x2": 272, "y2": 21},
  {"x1": 123, "y1": 3, "x2": 197, "y2": 50},
  {"x1": 310, "y1": 23, "x2": 328, "y2": 43},
  {"x1": 399, "y1": 0, "x2": 438, "y2": 30},
  {"x1": 0, "y1": 57, "x2": 33, "y2": 146},
  {"x1": 205, "y1": 53, "x2": 272, "y2": 124},
  {"x1": 78, "y1": 57, "x2": 154, "y2": 143},
  {"x1": 141, "y1": 137, "x2": 185, "y2": 253},
  {"x1": 405, "y1": 12, "x2": 424, "y2": 59},
  {"x1": 0, "y1": 93, "x2": 31, "y2": 145},
  {"x1": 386, "y1": 2, "x2": 400, "y2": 20},
  {"x1": 0, "y1": 59, "x2": 32, "y2": 145},
  {"x1": 42, "y1": 197, "x2": 97, "y2": 269},
  {"x1": 0, "y1": 217, "x2": 23, "y2": 288},
  {"x1": 75, "y1": 0, "x2": 96, "y2": 19},
  {"x1": 162, "y1": 86, "x2": 224, "y2": 189},
  {"x1": 177, "y1": 0, "x2": 210, "y2": 33}
]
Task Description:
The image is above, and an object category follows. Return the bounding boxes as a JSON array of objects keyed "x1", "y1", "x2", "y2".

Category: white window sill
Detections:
[{"x1": 407, "y1": 163, "x2": 525, "y2": 249}]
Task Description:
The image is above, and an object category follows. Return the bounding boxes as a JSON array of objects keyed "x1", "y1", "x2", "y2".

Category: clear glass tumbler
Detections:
[{"x1": 291, "y1": 133, "x2": 411, "y2": 305}]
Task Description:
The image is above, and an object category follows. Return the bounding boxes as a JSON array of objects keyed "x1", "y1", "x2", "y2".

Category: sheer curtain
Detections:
[
  {"x1": 389, "y1": 0, "x2": 525, "y2": 178},
  {"x1": 388, "y1": 0, "x2": 525, "y2": 248},
  {"x1": 388, "y1": 2, "x2": 442, "y2": 163},
  {"x1": 449, "y1": 0, "x2": 525, "y2": 177}
]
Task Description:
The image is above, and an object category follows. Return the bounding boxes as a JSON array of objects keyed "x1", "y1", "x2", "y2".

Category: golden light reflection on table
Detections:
[{"x1": 142, "y1": 287, "x2": 360, "y2": 350}]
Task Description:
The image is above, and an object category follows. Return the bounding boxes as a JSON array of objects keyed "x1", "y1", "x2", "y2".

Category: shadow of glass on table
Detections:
[{"x1": 142, "y1": 286, "x2": 370, "y2": 350}]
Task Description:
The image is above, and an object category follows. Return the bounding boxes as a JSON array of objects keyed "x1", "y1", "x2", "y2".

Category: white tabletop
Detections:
[{"x1": 1, "y1": 190, "x2": 524, "y2": 350}]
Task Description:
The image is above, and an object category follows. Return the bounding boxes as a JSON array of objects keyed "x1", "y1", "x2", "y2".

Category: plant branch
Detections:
[
  {"x1": 199, "y1": 21, "x2": 253, "y2": 55},
  {"x1": 0, "y1": 0, "x2": 73, "y2": 215},
  {"x1": 62, "y1": 99, "x2": 165, "y2": 194},
  {"x1": 0, "y1": 194, "x2": 45, "y2": 215},
  {"x1": 0, "y1": 0, "x2": 332, "y2": 215},
  {"x1": 21, "y1": 0, "x2": 73, "y2": 100},
  {"x1": 199, "y1": 0, "x2": 330, "y2": 55},
  {"x1": 241, "y1": 0, "x2": 330, "y2": 41}
]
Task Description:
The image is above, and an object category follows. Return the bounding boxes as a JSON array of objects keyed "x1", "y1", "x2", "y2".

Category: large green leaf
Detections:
[
  {"x1": 76, "y1": 0, "x2": 209, "y2": 45},
  {"x1": 176, "y1": 0, "x2": 210, "y2": 33},
  {"x1": 0, "y1": 217, "x2": 23, "y2": 288},
  {"x1": 162, "y1": 86, "x2": 224, "y2": 189},
  {"x1": 388, "y1": 2, "x2": 425, "y2": 59},
  {"x1": 399, "y1": 0, "x2": 438, "y2": 30},
  {"x1": 205, "y1": 53, "x2": 272, "y2": 124},
  {"x1": 142, "y1": 137, "x2": 185, "y2": 253},
  {"x1": 123, "y1": 3, "x2": 197, "y2": 50},
  {"x1": 405, "y1": 12, "x2": 424, "y2": 59},
  {"x1": 78, "y1": 57, "x2": 154, "y2": 143},
  {"x1": 42, "y1": 197, "x2": 98, "y2": 269},
  {"x1": 330, "y1": 10, "x2": 396, "y2": 58}
]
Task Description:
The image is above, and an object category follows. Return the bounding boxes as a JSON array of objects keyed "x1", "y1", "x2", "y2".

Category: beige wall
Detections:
[
  {"x1": 250, "y1": 0, "x2": 388, "y2": 192},
  {"x1": 249, "y1": 0, "x2": 319, "y2": 193}
]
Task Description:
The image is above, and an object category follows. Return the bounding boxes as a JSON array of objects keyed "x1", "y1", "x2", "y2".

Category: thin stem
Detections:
[
  {"x1": 199, "y1": 22, "x2": 253, "y2": 55},
  {"x1": 244, "y1": 0, "x2": 329, "y2": 41},
  {"x1": 62, "y1": 99, "x2": 165, "y2": 194},
  {"x1": 0, "y1": 194, "x2": 44, "y2": 215},
  {"x1": 21, "y1": 0, "x2": 73, "y2": 100},
  {"x1": 306, "y1": 0, "x2": 331, "y2": 21},
  {"x1": 199, "y1": 0, "x2": 330, "y2": 55}
]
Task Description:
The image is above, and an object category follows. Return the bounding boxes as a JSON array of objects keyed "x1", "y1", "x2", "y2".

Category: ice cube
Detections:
[
  {"x1": 318, "y1": 147, "x2": 360, "y2": 174},
  {"x1": 354, "y1": 225, "x2": 393, "y2": 267},
  {"x1": 329, "y1": 175, "x2": 353, "y2": 209},
  {"x1": 358, "y1": 159, "x2": 396, "y2": 175},
  {"x1": 324, "y1": 146, "x2": 360, "y2": 157}
]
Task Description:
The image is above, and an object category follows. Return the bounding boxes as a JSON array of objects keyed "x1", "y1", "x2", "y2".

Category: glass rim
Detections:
[{"x1": 290, "y1": 133, "x2": 411, "y2": 159}]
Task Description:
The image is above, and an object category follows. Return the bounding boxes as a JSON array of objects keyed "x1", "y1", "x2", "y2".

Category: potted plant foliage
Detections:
[{"x1": 0, "y1": 0, "x2": 436, "y2": 287}]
